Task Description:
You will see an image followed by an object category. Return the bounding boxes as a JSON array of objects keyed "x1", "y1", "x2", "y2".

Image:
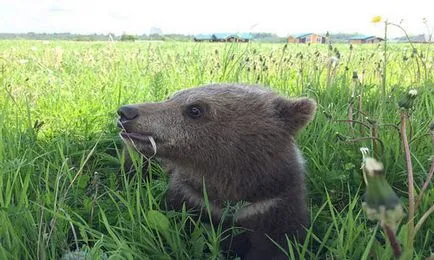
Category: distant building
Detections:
[
  {"x1": 193, "y1": 34, "x2": 213, "y2": 42},
  {"x1": 287, "y1": 35, "x2": 297, "y2": 43},
  {"x1": 407, "y1": 34, "x2": 432, "y2": 43},
  {"x1": 193, "y1": 33, "x2": 252, "y2": 42},
  {"x1": 392, "y1": 34, "x2": 433, "y2": 43},
  {"x1": 349, "y1": 35, "x2": 384, "y2": 44},
  {"x1": 288, "y1": 33, "x2": 326, "y2": 44}
]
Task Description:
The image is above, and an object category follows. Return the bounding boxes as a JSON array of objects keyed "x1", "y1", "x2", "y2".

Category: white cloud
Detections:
[{"x1": 0, "y1": 0, "x2": 432, "y2": 37}]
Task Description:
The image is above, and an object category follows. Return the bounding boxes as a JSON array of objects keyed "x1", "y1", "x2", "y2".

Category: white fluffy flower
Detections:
[
  {"x1": 408, "y1": 89, "x2": 418, "y2": 96},
  {"x1": 330, "y1": 56, "x2": 339, "y2": 63}
]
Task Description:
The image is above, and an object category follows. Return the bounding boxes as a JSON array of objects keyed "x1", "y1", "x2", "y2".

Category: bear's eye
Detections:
[{"x1": 187, "y1": 105, "x2": 202, "y2": 119}]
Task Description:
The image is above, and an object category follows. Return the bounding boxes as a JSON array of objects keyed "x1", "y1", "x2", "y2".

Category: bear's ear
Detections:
[{"x1": 273, "y1": 97, "x2": 316, "y2": 134}]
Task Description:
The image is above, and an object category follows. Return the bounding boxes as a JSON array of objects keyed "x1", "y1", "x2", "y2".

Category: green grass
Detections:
[{"x1": 0, "y1": 40, "x2": 433, "y2": 259}]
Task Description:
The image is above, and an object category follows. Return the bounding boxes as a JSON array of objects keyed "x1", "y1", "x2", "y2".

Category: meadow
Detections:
[{"x1": 0, "y1": 39, "x2": 433, "y2": 259}]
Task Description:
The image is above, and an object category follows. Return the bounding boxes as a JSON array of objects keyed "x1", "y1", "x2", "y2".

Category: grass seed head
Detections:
[{"x1": 352, "y1": 71, "x2": 358, "y2": 79}]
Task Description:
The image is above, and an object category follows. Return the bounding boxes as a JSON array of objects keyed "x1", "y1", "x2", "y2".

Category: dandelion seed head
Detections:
[
  {"x1": 364, "y1": 158, "x2": 384, "y2": 176},
  {"x1": 360, "y1": 147, "x2": 370, "y2": 160},
  {"x1": 408, "y1": 89, "x2": 417, "y2": 96}
]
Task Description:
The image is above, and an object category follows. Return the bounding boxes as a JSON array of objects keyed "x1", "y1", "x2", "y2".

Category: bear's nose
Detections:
[{"x1": 117, "y1": 105, "x2": 139, "y2": 121}]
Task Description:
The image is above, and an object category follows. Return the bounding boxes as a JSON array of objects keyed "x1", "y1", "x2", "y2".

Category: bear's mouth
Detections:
[
  {"x1": 119, "y1": 131, "x2": 154, "y2": 142},
  {"x1": 117, "y1": 119, "x2": 155, "y2": 143},
  {"x1": 119, "y1": 130, "x2": 158, "y2": 156}
]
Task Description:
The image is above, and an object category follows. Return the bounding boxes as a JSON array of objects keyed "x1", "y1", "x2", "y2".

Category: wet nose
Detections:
[{"x1": 117, "y1": 105, "x2": 139, "y2": 121}]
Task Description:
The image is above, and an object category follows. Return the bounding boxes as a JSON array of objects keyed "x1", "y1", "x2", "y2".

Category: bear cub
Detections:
[{"x1": 117, "y1": 84, "x2": 316, "y2": 259}]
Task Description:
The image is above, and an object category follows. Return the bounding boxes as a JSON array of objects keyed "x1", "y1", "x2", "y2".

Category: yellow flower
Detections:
[{"x1": 371, "y1": 16, "x2": 382, "y2": 23}]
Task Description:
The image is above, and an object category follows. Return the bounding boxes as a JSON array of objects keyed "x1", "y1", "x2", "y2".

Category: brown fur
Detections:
[{"x1": 117, "y1": 84, "x2": 316, "y2": 259}]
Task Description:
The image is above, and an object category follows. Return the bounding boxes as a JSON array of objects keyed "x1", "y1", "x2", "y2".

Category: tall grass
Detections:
[{"x1": 0, "y1": 40, "x2": 433, "y2": 259}]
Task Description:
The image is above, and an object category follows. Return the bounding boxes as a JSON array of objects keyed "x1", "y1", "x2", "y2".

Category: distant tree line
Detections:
[
  {"x1": 0, "y1": 32, "x2": 419, "y2": 42},
  {"x1": 0, "y1": 32, "x2": 194, "y2": 42},
  {"x1": 250, "y1": 33, "x2": 288, "y2": 43}
]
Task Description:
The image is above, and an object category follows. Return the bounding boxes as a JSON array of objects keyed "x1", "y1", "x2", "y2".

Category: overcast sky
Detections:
[{"x1": 1, "y1": 0, "x2": 433, "y2": 37}]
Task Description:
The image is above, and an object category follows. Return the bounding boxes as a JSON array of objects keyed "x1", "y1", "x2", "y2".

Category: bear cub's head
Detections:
[{"x1": 117, "y1": 84, "x2": 316, "y2": 167}]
